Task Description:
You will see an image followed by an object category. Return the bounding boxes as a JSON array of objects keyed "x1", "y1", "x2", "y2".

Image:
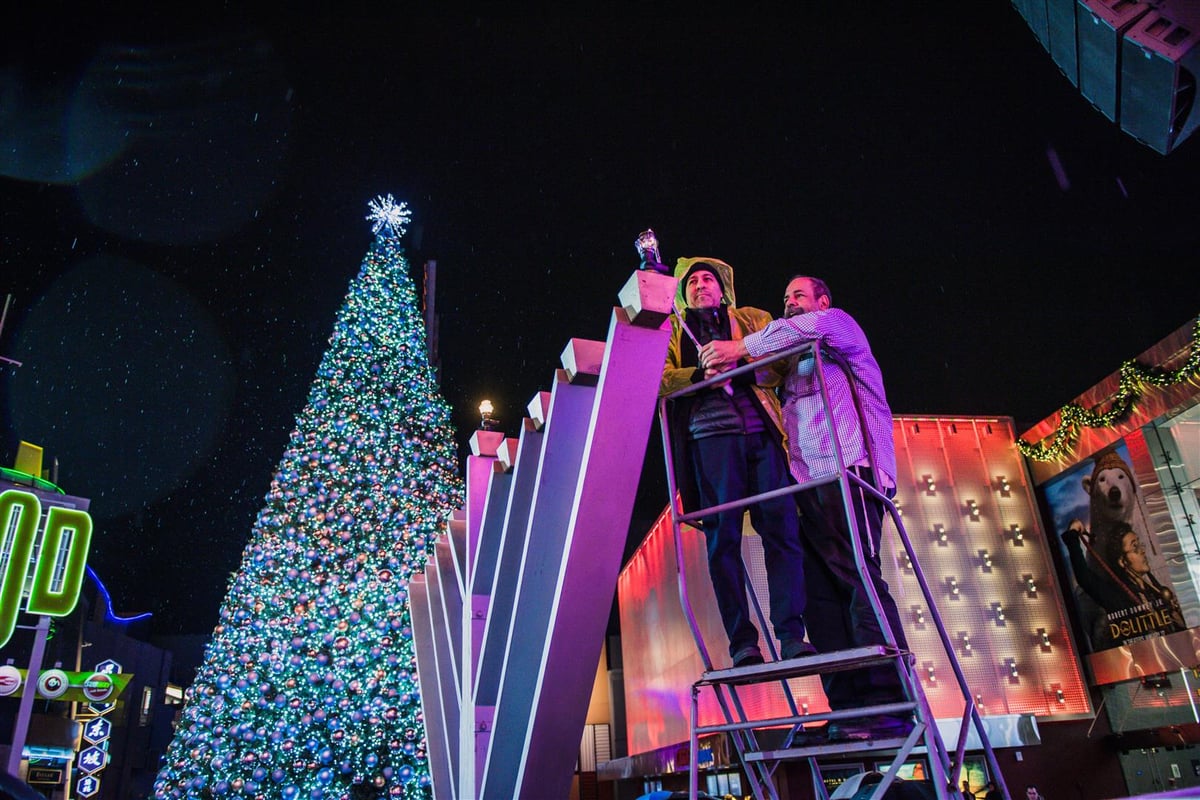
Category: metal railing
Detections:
[{"x1": 657, "y1": 337, "x2": 1010, "y2": 800}]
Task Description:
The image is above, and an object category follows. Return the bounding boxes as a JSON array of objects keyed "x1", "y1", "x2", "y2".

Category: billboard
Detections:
[{"x1": 1042, "y1": 433, "x2": 1200, "y2": 685}]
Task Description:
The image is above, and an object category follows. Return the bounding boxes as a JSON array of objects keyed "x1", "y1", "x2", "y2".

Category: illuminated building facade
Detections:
[{"x1": 614, "y1": 315, "x2": 1200, "y2": 798}]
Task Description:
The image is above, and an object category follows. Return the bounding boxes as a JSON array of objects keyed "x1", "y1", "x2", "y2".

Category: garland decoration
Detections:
[{"x1": 1017, "y1": 316, "x2": 1200, "y2": 462}]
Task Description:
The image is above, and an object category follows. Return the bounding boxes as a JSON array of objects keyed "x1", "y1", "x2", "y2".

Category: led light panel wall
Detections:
[{"x1": 618, "y1": 415, "x2": 1092, "y2": 756}]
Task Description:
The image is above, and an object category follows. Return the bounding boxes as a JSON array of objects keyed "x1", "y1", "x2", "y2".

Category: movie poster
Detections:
[{"x1": 1043, "y1": 442, "x2": 1190, "y2": 656}]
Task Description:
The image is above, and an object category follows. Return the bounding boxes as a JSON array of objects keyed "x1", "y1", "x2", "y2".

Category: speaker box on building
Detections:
[
  {"x1": 1119, "y1": 4, "x2": 1200, "y2": 153},
  {"x1": 1047, "y1": 0, "x2": 1080, "y2": 84},
  {"x1": 1077, "y1": 0, "x2": 1152, "y2": 121},
  {"x1": 1013, "y1": 0, "x2": 1052, "y2": 48}
]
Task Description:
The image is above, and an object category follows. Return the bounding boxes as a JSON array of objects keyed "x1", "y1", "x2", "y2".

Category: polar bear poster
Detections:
[{"x1": 1043, "y1": 442, "x2": 1191, "y2": 653}]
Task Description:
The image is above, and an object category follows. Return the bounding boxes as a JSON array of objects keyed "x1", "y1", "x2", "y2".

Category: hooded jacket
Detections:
[{"x1": 660, "y1": 257, "x2": 788, "y2": 514}]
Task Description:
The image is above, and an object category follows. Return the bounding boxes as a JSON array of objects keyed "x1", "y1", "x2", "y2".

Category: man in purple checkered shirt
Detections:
[{"x1": 700, "y1": 275, "x2": 911, "y2": 740}]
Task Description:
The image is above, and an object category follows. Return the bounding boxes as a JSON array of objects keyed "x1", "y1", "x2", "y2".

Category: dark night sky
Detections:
[{"x1": 2, "y1": 9, "x2": 1198, "y2": 634}]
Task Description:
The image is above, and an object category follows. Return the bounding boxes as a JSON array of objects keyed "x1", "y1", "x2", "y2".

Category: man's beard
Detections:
[{"x1": 784, "y1": 306, "x2": 802, "y2": 318}]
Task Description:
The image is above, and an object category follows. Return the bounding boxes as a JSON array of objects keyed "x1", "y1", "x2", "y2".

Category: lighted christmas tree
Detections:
[{"x1": 153, "y1": 197, "x2": 463, "y2": 800}]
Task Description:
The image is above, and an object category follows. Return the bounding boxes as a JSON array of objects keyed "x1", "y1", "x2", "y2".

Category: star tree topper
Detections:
[{"x1": 366, "y1": 194, "x2": 412, "y2": 238}]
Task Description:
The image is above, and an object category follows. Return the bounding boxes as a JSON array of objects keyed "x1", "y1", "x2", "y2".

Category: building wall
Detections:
[
  {"x1": 619, "y1": 415, "x2": 1091, "y2": 758},
  {"x1": 610, "y1": 317, "x2": 1200, "y2": 796},
  {"x1": 887, "y1": 416, "x2": 1091, "y2": 720}
]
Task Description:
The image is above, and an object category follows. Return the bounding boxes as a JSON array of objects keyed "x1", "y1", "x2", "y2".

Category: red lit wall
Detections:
[
  {"x1": 618, "y1": 415, "x2": 1091, "y2": 756},
  {"x1": 887, "y1": 416, "x2": 1090, "y2": 719}
]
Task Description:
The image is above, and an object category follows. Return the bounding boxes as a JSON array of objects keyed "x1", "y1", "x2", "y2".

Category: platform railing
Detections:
[{"x1": 658, "y1": 337, "x2": 1010, "y2": 800}]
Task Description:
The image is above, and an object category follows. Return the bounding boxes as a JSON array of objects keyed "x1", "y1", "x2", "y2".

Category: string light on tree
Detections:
[{"x1": 153, "y1": 197, "x2": 463, "y2": 800}]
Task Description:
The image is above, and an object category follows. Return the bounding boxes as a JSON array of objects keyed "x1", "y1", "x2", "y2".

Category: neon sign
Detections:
[{"x1": 0, "y1": 489, "x2": 93, "y2": 648}]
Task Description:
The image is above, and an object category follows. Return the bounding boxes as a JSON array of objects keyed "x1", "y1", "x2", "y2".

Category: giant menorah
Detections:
[{"x1": 409, "y1": 270, "x2": 676, "y2": 799}]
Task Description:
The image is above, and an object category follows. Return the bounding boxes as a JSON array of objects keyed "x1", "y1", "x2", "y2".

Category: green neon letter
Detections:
[
  {"x1": 26, "y1": 506, "x2": 93, "y2": 617},
  {"x1": 0, "y1": 490, "x2": 42, "y2": 648}
]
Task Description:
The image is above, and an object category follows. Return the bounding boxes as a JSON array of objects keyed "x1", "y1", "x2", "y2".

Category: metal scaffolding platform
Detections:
[{"x1": 658, "y1": 340, "x2": 1013, "y2": 800}]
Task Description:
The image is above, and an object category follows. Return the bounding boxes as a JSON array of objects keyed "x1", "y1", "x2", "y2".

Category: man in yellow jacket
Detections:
[{"x1": 661, "y1": 257, "x2": 814, "y2": 668}]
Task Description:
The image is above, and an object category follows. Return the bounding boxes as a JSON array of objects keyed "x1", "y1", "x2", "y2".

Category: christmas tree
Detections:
[{"x1": 153, "y1": 197, "x2": 463, "y2": 800}]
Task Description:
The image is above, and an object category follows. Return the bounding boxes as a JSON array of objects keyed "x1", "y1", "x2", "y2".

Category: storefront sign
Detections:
[
  {"x1": 0, "y1": 669, "x2": 131, "y2": 703},
  {"x1": 27, "y1": 767, "x2": 63, "y2": 784},
  {"x1": 0, "y1": 488, "x2": 93, "y2": 647}
]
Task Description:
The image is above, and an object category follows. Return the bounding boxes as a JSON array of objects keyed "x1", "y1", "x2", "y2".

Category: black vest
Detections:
[{"x1": 680, "y1": 306, "x2": 765, "y2": 439}]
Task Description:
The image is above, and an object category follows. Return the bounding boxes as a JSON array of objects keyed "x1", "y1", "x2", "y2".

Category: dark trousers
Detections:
[
  {"x1": 689, "y1": 432, "x2": 808, "y2": 659},
  {"x1": 796, "y1": 466, "x2": 907, "y2": 709}
]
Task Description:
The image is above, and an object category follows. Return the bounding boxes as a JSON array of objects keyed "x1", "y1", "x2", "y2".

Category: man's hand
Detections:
[
  {"x1": 703, "y1": 366, "x2": 731, "y2": 386},
  {"x1": 699, "y1": 339, "x2": 748, "y2": 370}
]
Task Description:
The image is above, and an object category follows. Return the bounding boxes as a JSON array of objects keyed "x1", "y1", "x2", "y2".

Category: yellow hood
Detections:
[{"x1": 673, "y1": 257, "x2": 737, "y2": 311}]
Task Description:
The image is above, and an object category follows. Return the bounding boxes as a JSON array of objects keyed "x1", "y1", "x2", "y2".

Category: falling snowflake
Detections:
[{"x1": 366, "y1": 194, "x2": 412, "y2": 238}]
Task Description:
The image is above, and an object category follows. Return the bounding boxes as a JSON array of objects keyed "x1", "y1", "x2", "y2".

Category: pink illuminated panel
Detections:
[
  {"x1": 618, "y1": 415, "x2": 1091, "y2": 756},
  {"x1": 617, "y1": 510, "x2": 826, "y2": 755},
  {"x1": 888, "y1": 417, "x2": 1090, "y2": 718}
]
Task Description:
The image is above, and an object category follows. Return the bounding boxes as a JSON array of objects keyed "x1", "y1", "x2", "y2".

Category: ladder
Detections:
[{"x1": 658, "y1": 339, "x2": 1012, "y2": 800}]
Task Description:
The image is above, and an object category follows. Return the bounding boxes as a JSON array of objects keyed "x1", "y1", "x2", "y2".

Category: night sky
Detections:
[{"x1": 2, "y1": 9, "x2": 1198, "y2": 634}]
